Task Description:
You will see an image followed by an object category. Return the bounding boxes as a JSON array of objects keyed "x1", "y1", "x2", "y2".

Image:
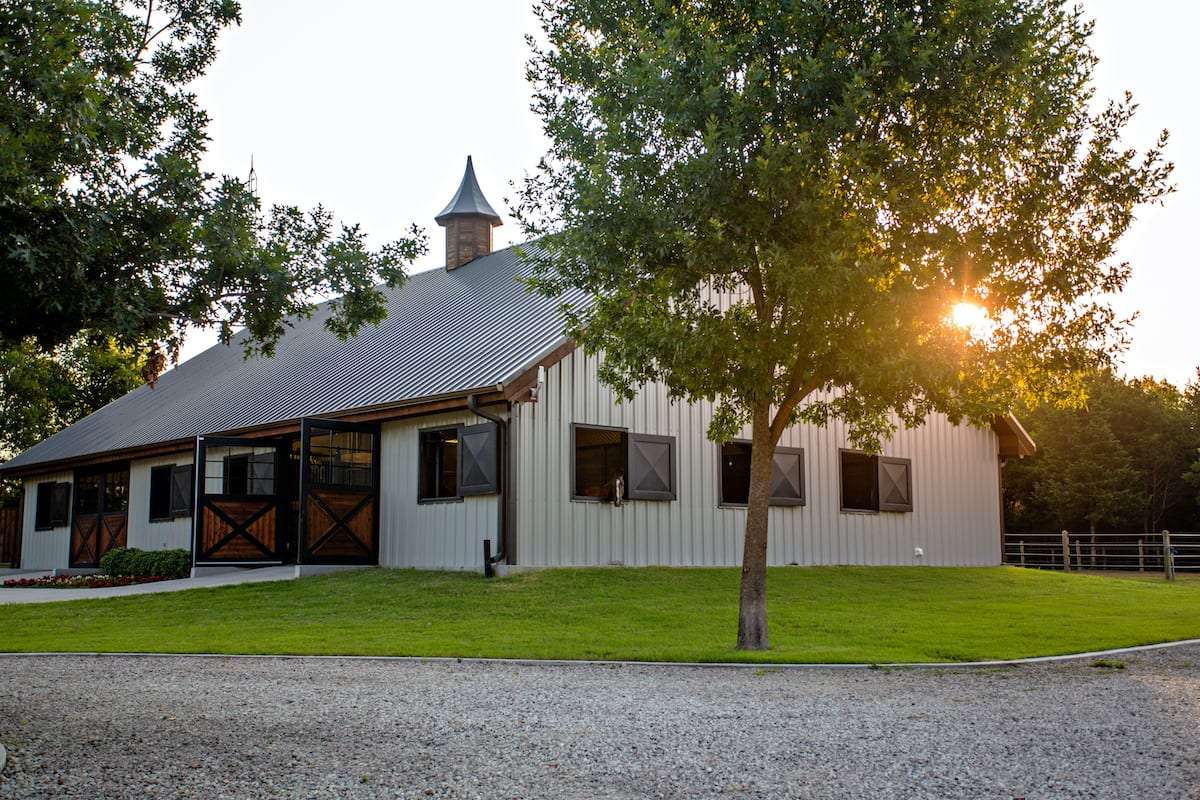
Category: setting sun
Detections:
[{"x1": 951, "y1": 301, "x2": 989, "y2": 331}]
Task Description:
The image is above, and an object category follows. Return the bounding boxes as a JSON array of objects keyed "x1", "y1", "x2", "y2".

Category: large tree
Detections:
[
  {"x1": 1005, "y1": 370, "x2": 1200, "y2": 534},
  {"x1": 0, "y1": 335, "x2": 146, "y2": 504},
  {"x1": 517, "y1": 0, "x2": 1172, "y2": 648},
  {"x1": 0, "y1": 0, "x2": 425, "y2": 361}
]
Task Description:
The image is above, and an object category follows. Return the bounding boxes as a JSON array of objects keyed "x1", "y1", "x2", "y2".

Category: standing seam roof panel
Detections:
[{"x1": 3, "y1": 244, "x2": 589, "y2": 470}]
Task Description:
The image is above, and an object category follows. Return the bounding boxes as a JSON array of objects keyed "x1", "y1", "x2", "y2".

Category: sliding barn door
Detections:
[
  {"x1": 298, "y1": 419, "x2": 380, "y2": 565},
  {"x1": 193, "y1": 436, "x2": 285, "y2": 565}
]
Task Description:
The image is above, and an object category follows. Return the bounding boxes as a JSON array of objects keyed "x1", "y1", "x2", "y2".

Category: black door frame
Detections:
[{"x1": 298, "y1": 417, "x2": 381, "y2": 566}]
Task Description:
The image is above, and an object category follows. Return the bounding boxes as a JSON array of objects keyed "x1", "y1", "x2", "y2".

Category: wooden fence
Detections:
[
  {"x1": 1003, "y1": 530, "x2": 1199, "y2": 578},
  {"x1": 0, "y1": 506, "x2": 19, "y2": 567}
]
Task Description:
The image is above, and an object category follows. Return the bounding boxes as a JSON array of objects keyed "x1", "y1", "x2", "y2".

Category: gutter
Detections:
[{"x1": 467, "y1": 394, "x2": 510, "y2": 577}]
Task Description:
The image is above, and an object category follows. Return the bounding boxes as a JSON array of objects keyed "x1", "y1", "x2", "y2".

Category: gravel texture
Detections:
[{"x1": 1, "y1": 648, "x2": 1199, "y2": 799}]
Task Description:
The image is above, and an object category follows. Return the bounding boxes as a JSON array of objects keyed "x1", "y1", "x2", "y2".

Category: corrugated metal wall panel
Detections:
[
  {"x1": 378, "y1": 411, "x2": 499, "y2": 569},
  {"x1": 19, "y1": 472, "x2": 72, "y2": 570},
  {"x1": 512, "y1": 349, "x2": 1001, "y2": 567},
  {"x1": 127, "y1": 453, "x2": 194, "y2": 552}
]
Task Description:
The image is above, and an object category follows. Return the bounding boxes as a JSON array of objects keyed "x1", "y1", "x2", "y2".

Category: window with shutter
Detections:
[
  {"x1": 627, "y1": 433, "x2": 676, "y2": 501},
  {"x1": 720, "y1": 442, "x2": 805, "y2": 507},
  {"x1": 35, "y1": 482, "x2": 54, "y2": 530},
  {"x1": 877, "y1": 456, "x2": 913, "y2": 512},
  {"x1": 459, "y1": 423, "x2": 500, "y2": 496},
  {"x1": 840, "y1": 450, "x2": 913, "y2": 513},
  {"x1": 149, "y1": 465, "x2": 173, "y2": 521},
  {"x1": 170, "y1": 464, "x2": 194, "y2": 516},
  {"x1": 50, "y1": 482, "x2": 71, "y2": 526}
]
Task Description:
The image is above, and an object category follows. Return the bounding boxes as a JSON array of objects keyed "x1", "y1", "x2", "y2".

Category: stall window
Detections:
[
  {"x1": 150, "y1": 464, "x2": 194, "y2": 521},
  {"x1": 35, "y1": 481, "x2": 70, "y2": 530},
  {"x1": 719, "y1": 442, "x2": 804, "y2": 507},
  {"x1": 572, "y1": 425, "x2": 627, "y2": 501},
  {"x1": 419, "y1": 427, "x2": 460, "y2": 501},
  {"x1": 840, "y1": 451, "x2": 913, "y2": 513}
]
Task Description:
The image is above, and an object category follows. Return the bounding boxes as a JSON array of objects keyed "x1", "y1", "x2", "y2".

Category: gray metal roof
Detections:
[
  {"x1": 435, "y1": 156, "x2": 502, "y2": 225},
  {"x1": 2, "y1": 244, "x2": 584, "y2": 472}
]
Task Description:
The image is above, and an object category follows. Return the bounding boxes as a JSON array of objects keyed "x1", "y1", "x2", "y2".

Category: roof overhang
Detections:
[
  {"x1": 992, "y1": 413, "x2": 1036, "y2": 458},
  {"x1": 0, "y1": 388, "x2": 509, "y2": 480}
]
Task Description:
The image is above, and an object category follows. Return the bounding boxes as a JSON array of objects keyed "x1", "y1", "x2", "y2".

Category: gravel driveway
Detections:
[{"x1": 1, "y1": 647, "x2": 1198, "y2": 799}]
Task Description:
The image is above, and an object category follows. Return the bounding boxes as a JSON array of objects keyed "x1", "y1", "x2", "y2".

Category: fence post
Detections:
[
  {"x1": 1075, "y1": 540, "x2": 1082, "y2": 570},
  {"x1": 1019, "y1": 540, "x2": 1026, "y2": 568},
  {"x1": 1061, "y1": 530, "x2": 1071, "y2": 572},
  {"x1": 1138, "y1": 537, "x2": 1145, "y2": 572},
  {"x1": 1163, "y1": 530, "x2": 1176, "y2": 582}
]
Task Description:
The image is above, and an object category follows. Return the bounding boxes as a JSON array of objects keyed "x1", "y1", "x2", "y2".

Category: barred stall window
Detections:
[
  {"x1": 572, "y1": 425, "x2": 627, "y2": 501},
  {"x1": 419, "y1": 427, "x2": 460, "y2": 501}
]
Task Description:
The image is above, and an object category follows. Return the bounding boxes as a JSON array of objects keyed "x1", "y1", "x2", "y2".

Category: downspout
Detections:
[{"x1": 468, "y1": 394, "x2": 509, "y2": 577}]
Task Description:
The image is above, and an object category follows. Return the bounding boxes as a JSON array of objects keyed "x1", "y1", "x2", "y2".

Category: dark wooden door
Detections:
[
  {"x1": 70, "y1": 466, "x2": 129, "y2": 568},
  {"x1": 193, "y1": 436, "x2": 285, "y2": 564},
  {"x1": 299, "y1": 418, "x2": 380, "y2": 565}
]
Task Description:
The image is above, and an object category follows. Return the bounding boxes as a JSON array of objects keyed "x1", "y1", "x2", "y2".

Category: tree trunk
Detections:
[{"x1": 737, "y1": 402, "x2": 775, "y2": 651}]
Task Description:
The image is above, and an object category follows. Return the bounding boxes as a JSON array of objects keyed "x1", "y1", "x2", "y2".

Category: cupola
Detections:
[{"x1": 435, "y1": 156, "x2": 502, "y2": 269}]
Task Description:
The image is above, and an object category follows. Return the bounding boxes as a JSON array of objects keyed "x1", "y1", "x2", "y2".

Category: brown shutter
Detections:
[
  {"x1": 877, "y1": 456, "x2": 913, "y2": 512},
  {"x1": 170, "y1": 464, "x2": 194, "y2": 516},
  {"x1": 459, "y1": 423, "x2": 499, "y2": 496},
  {"x1": 50, "y1": 482, "x2": 71, "y2": 526},
  {"x1": 627, "y1": 433, "x2": 676, "y2": 501},
  {"x1": 769, "y1": 447, "x2": 805, "y2": 506}
]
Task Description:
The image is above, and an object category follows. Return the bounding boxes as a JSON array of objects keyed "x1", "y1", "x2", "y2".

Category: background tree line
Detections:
[{"x1": 1004, "y1": 369, "x2": 1200, "y2": 534}]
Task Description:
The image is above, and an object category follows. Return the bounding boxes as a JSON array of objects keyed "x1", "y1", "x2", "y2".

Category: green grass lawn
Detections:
[{"x1": 1, "y1": 566, "x2": 1198, "y2": 663}]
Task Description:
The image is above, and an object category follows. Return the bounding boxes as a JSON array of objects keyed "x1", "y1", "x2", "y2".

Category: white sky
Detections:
[{"x1": 186, "y1": 1, "x2": 1198, "y2": 387}]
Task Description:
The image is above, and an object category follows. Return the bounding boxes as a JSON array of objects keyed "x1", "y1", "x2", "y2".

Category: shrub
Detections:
[{"x1": 100, "y1": 547, "x2": 190, "y2": 579}]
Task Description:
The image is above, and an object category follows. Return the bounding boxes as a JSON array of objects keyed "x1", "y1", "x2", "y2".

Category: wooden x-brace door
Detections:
[
  {"x1": 298, "y1": 418, "x2": 380, "y2": 565},
  {"x1": 193, "y1": 436, "x2": 285, "y2": 565}
]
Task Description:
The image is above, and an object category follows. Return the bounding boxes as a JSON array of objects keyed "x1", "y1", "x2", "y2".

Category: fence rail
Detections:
[{"x1": 1003, "y1": 530, "x2": 1200, "y2": 578}]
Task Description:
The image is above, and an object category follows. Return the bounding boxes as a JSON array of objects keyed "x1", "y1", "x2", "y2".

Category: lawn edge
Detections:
[{"x1": 2, "y1": 637, "x2": 1197, "y2": 670}]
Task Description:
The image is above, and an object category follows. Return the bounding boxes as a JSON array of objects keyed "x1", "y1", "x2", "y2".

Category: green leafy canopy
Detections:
[
  {"x1": 0, "y1": 0, "x2": 427, "y2": 360},
  {"x1": 516, "y1": 0, "x2": 1173, "y2": 449}
]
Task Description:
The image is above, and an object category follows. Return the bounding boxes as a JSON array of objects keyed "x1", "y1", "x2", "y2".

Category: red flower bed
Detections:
[{"x1": 2, "y1": 574, "x2": 168, "y2": 589}]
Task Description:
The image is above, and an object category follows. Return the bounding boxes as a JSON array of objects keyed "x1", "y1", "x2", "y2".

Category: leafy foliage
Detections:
[
  {"x1": 100, "y1": 547, "x2": 191, "y2": 580},
  {"x1": 1005, "y1": 370, "x2": 1200, "y2": 533},
  {"x1": 0, "y1": 0, "x2": 426, "y2": 360},
  {"x1": 516, "y1": 0, "x2": 1173, "y2": 647},
  {"x1": 0, "y1": 335, "x2": 145, "y2": 504}
]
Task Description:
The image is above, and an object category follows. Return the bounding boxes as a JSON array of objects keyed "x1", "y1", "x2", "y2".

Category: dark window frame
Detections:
[
  {"x1": 34, "y1": 481, "x2": 70, "y2": 531},
  {"x1": 220, "y1": 452, "x2": 276, "y2": 498},
  {"x1": 418, "y1": 425, "x2": 464, "y2": 504},
  {"x1": 570, "y1": 423, "x2": 629, "y2": 503},
  {"x1": 838, "y1": 449, "x2": 914, "y2": 514},
  {"x1": 148, "y1": 462, "x2": 195, "y2": 522},
  {"x1": 149, "y1": 465, "x2": 174, "y2": 522},
  {"x1": 718, "y1": 440, "x2": 806, "y2": 508}
]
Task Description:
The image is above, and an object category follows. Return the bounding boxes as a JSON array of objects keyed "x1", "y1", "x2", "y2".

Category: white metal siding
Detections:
[
  {"x1": 127, "y1": 453, "x2": 194, "y2": 552},
  {"x1": 512, "y1": 349, "x2": 1002, "y2": 567},
  {"x1": 19, "y1": 472, "x2": 72, "y2": 570},
  {"x1": 378, "y1": 411, "x2": 499, "y2": 569}
]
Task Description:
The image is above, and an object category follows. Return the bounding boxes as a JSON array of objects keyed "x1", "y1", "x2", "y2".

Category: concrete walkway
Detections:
[{"x1": 0, "y1": 565, "x2": 296, "y2": 604}]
